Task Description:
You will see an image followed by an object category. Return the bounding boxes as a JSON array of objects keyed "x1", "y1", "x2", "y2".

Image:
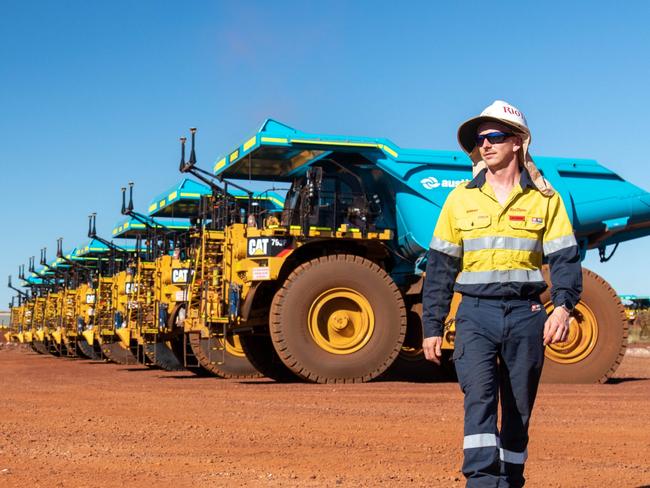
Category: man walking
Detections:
[{"x1": 422, "y1": 100, "x2": 582, "y2": 487}]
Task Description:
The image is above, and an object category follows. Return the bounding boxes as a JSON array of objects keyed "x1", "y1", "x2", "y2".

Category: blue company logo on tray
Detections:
[{"x1": 420, "y1": 176, "x2": 470, "y2": 190}]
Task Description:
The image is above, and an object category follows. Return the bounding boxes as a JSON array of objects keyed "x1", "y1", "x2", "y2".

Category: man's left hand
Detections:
[{"x1": 543, "y1": 306, "x2": 570, "y2": 345}]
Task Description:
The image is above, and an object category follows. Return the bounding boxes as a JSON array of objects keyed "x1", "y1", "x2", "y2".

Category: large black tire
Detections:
[
  {"x1": 384, "y1": 303, "x2": 448, "y2": 382},
  {"x1": 238, "y1": 333, "x2": 299, "y2": 382},
  {"x1": 32, "y1": 340, "x2": 48, "y2": 355},
  {"x1": 77, "y1": 338, "x2": 100, "y2": 360},
  {"x1": 143, "y1": 342, "x2": 185, "y2": 371},
  {"x1": 167, "y1": 304, "x2": 214, "y2": 376},
  {"x1": 101, "y1": 341, "x2": 139, "y2": 365},
  {"x1": 168, "y1": 333, "x2": 215, "y2": 376},
  {"x1": 270, "y1": 254, "x2": 407, "y2": 383},
  {"x1": 188, "y1": 332, "x2": 262, "y2": 379},
  {"x1": 46, "y1": 338, "x2": 62, "y2": 357},
  {"x1": 541, "y1": 267, "x2": 628, "y2": 383}
]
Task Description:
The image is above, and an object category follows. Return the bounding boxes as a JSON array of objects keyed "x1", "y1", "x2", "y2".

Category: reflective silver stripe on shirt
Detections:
[
  {"x1": 500, "y1": 447, "x2": 528, "y2": 464},
  {"x1": 543, "y1": 234, "x2": 578, "y2": 255},
  {"x1": 456, "y1": 268, "x2": 545, "y2": 285},
  {"x1": 463, "y1": 433, "x2": 498, "y2": 449},
  {"x1": 430, "y1": 236, "x2": 462, "y2": 258},
  {"x1": 463, "y1": 236, "x2": 542, "y2": 253}
]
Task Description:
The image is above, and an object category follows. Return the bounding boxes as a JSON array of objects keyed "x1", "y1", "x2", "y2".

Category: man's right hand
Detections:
[{"x1": 423, "y1": 336, "x2": 443, "y2": 365}]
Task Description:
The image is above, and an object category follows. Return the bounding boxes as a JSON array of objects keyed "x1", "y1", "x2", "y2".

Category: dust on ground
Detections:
[{"x1": 0, "y1": 347, "x2": 649, "y2": 488}]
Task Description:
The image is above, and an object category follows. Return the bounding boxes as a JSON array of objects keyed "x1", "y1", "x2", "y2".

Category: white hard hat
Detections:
[
  {"x1": 457, "y1": 100, "x2": 530, "y2": 154},
  {"x1": 457, "y1": 100, "x2": 554, "y2": 196}
]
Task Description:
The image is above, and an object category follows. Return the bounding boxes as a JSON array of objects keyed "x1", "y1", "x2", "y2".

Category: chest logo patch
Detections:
[
  {"x1": 508, "y1": 215, "x2": 525, "y2": 222},
  {"x1": 531, "y1": 217, "x2": 544, "y2": 224}
]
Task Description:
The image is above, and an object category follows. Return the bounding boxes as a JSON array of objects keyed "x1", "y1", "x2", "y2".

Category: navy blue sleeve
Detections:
[
  {"x1": 547, "y1": 245, "x2": 582, "y2": 309},
  {"x1": 422, "y1": 248, "x2": 461, "y2": 337}
]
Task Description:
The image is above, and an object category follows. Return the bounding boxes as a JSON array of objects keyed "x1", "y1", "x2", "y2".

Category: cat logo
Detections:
[
  {"x1": 248, "y1": 238, "x2": 270, "y2": 256},
  {"x1": 125, "y1": 282, "x2": 139, "y2": 295},
  {"x1": 171, "y1": 268, "x2": 191, "y2": 284},
  {"x1": 247, "y1": 237, "x2": 289, "y2": 257},
  {"x1": 86, "y1": 294, "x2": 96, "y2": 304}
]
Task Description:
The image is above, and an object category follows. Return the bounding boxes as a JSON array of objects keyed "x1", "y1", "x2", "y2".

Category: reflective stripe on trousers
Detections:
[
  {"x1": 463, "y1": 434, "x2": 528, "y2": 464},
  {"x1": 453, "y1": 295, "x2": 546, "y2": 488}
]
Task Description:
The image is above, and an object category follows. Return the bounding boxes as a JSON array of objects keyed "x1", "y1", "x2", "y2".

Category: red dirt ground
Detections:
[{"x1": 0, "y1": 346, "x2": 649, "y2": 487}]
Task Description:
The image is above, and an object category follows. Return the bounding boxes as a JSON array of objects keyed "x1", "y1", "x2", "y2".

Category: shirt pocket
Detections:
[
  {"x1": 508, "y1": 216, "x2": 545, "y2": 237},
  {"x1": 456, "y1": 214, "x2": 491, "y2": 233},
  {"x1": 457, "y1": 215, "x2": 491, "y2": 267}
]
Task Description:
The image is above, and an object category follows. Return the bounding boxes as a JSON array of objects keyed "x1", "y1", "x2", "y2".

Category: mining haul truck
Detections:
[{"x1": 173, "y1": 120, "x2": 650, "y2": 384}]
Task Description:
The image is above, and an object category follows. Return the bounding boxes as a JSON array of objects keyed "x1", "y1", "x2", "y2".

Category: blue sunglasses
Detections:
[{"x1": 475, "y1": 131, "x2": 514, "y2": 145}]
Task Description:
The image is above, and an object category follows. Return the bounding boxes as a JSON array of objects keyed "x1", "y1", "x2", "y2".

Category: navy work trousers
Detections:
[{"x1": 453, "y1": 295, "x2": 546, "y2": 488}]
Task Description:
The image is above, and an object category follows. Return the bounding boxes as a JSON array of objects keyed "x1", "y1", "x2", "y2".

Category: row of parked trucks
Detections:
[{"x1": 7, "y1": 120, "x2": 650, "y2": 383}]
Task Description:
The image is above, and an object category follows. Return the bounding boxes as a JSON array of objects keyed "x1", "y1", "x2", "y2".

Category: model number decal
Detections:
[{"x1": 247, "y1": 237, "x2": 289, "y2": 257}]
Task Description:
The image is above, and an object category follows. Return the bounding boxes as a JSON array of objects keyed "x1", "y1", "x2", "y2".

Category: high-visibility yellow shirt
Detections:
[{"x1": 422, "y1": 168, "x2": 582, "y2": 337}]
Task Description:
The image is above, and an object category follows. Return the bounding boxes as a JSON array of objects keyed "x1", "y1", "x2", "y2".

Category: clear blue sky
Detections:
[{"x1": 1, "y1": 0, "x2": 649, "y2": 308}]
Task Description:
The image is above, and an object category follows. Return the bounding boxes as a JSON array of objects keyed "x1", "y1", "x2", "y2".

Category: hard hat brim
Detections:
[{"x1": 457, "y1": 115, "x2": 527, "y2": 154}]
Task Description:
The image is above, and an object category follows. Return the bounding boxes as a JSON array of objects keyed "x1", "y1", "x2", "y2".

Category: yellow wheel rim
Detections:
[
  {"x1": 544, "y1": 301, "x2": 598, "y2": 364},
  {"x1": 400, "y1": 345, "x2": 422, "y2": 359},
  {"x1": 400, "y1": 313, "x2": 424, "y2": 360},
  {"x1": 308, "y1": 287, "x2": 374, "y2": 355},
  {"x1": 215, "y1": 334, "x2": 246, "y2": 358}
]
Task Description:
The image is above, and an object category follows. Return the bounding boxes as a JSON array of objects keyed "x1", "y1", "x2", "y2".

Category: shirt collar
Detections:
[
  {"x1": 519, "y1": 166, "x2": 536, "y2": 189},
  {"x1": 466, "y1": 168, "x2": 487, "y2": 189},
  {"x1": 466, "y1": 166, "x2": 535, "y2": 190}
]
